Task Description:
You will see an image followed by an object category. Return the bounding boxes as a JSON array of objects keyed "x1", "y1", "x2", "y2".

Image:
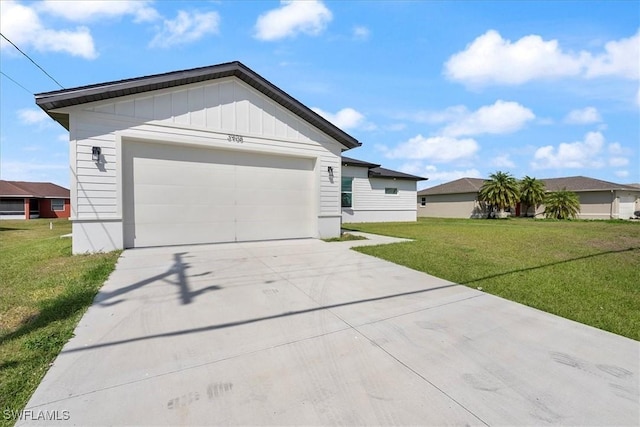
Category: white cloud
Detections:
[
  {"x1": 0, "y1": 0, "x2": 97, "y2": 59},
  {"x1": 586, "y1": 30, "x2": 640, "y2": 80},
  {"x1": 312, "y1": 107, "x2": 374, "y2": 130},
  {"x1": 400, "y1": 101, "x2": 534, "y2": 137},
  {"x1": 441, "y1": 100, "x2": 535, "y2": 137},
  {"x1": 608, "y1": 142, "x2": 625, "y2": 155},
  {"x1": 609, "y1": 157, "x2": 629, "y2": 167},
  {"x1": 57, "y1": 133, "x2": 69, "y2": 142},
  {"x1": 150, "y1": 10, "x2": 220, "y2": 48},
  {"x1": 17, "y1": 108, "x2": 50, "y2": 125},
  {"x1": 38, "y1": 0, "x2": 159, "y2": 23},
  {"x1": 401, "y1": 163, "x2": 482, "y2": 186},
  {"x1": 564, "y1": 107, "x2": 602, "y2": 124},
  {"x1": 444, "y1": 29, "x2": 640, "y2": 87},
  {"x1": 444, "y1": 30, "x2": 585, "y2": 86},
  {"x1": 353, "y1": 26, "x2": 370, "y2": 41},
  {"x1": 532, "y1": 131, "x2": 611, "y2": 169},
  {"x1": 384, "y1": 135, "x2": 479, "y2": 163},
  {"x1": 491, "y1": 154, "x2": 516, "y2": 168},
  {"x1": 567, "y1": 107, "x2": 602, "y2": 125},
  {"x1": 254, "y1": 0, "x2": 332, "y2": 41},
  {"x1": 401, "y1": 105, "x2": 468, "y2": 124},
  {"x1": 615, "y1": 170, "x2": 629, "y2": 178}
]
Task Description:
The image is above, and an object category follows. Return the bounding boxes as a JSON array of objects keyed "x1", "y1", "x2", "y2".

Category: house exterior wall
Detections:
[
  {"x1": 417, "y1": 193, "x2": 486, "y2": 218},
  {"x1": 341, "y1": 165, "x2": 418, "y2": 223},
  {"x1": 39, "y1": 198, "x2": 71, "y2": 219},
  {"x1": 58, "y1": 78, "x2": 343, "y2": 253}
]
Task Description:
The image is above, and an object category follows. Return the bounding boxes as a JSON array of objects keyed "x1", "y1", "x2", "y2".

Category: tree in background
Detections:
[
  {"x1": 544, "y1": 189, "x2": 581, "y2": 219},
  {"x1": 478, "y1": 171, "x2": 520, "y2": 218},
  {"x1": 519, "y1": 176, "x2": 546, "y2": 217}
]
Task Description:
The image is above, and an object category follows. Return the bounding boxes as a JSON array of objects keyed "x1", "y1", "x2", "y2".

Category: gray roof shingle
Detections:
[
  {"x1": 0, "y1": 180, "x2": 70, "y2": 198},
  {"x1": 418, "y1": 178, "x2": 485, "y2": 195}
]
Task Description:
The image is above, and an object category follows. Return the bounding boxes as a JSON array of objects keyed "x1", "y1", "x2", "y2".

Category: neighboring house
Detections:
[
  {"x1": 341, "y1": 156, "x2": 426, "y2": 223},
  {"x1": 0, "y1": 180, "x2": 71, "y2": 220},
  {"x1": 36, "y1": 61, "x2": 362, "y2": 253},
  {"x1": 417, "y1": 178, "x2": 487, "y2": 219},
  {"x1": 418, "y1": 176, "x2": 640, "y2": 220},
  {"x1": 531, "y1": 177, "x2": 640, "y2": 219}
]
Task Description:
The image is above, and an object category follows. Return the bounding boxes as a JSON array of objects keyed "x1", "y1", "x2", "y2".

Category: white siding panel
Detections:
[
  {"x1": 188, "y1": 87, "x2": 205, "y2": 127},
  {"x1": 115, "y1": 100, "x2": 135, "y2": 117},
  {"x1": 134, "y1": 97, "x2": 154, "y2": 120},
  {"x1": 235, "y1": 84, "x2": 250, "y2": 133},
  {"x1": 172, "y1": 90, "x2": 189, "y2": 124},
  {"x1": 154, "y1": 93, "x2": 172, "y2": 120},
  {"x1": 204, "y1": 84, "x2": 221, "y2": 128},
  {"x1": 219, "y1": 81, "x2": 235, "y2": 131},
  {"x1": 94, "y1": 103, "x2": 115, "y2": 114}
]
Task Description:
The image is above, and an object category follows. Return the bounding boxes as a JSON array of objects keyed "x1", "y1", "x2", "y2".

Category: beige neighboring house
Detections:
[
  {"x1": 417, "y1": 178, "x2": 487, "y2": 219},
  {"x1": 418, "y1": 176, "x2": 640, "y2": 220}
]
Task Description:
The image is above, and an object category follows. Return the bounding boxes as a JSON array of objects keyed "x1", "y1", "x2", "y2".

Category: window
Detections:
[
  {"x1": 385, "y1": 187, "x2": 398, "y2": 195},
  {"x1": 0, "y1": 199, "x2": 24, "y2": 214},
  {"x1": 51, "y1": 199, "x2": 65, "y2": 211},
  {"x1": 341, "y1": 177, "x2": 353, "y2": 208},
  {"x1": 420, "y1": 197, "x2": 426, "y2": 207}
]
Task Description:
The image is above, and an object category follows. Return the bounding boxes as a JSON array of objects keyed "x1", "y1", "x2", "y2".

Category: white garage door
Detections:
[
  {"x1": 618, "y1": 195, "x2": 636, "y2": 219},
  {"x1": 123, "y1": 141, "x2": 315, "y2": 248}
]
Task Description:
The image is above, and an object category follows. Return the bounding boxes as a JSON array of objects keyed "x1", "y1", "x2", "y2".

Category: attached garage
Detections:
[
  {"x1": 35, "y1": 61, "x2": 361, "y2": 253},
  {"x1": 122, "y1": 140, "x2": 315, "y2": 248}
]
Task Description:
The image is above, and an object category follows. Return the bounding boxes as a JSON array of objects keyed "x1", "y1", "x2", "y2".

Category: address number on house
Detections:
[{"x1": 227, "y1": 134, "x2": 244, "y2": 143}]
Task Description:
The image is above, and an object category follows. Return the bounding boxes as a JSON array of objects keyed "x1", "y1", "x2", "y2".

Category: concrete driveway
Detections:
[{"x1": 20, "y1": 236, "x2": 639, "y2": 425}]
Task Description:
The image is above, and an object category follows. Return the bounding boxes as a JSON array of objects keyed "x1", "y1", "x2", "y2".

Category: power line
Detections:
[
  {"x1": 1, "y1": 32, "x2": 64, "y2": 89},
  {"x1": 0, "y1": 71, "x2": 33, "y2": 94}
]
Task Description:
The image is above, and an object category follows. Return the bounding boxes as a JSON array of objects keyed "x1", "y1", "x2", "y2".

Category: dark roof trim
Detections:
[
  {"x1": 35, "y1": 61, "x2": 361, "y2": 150},
  {"x1": 369, "y1": 167, "x2": 427, "y2": 181},
  {"x1": 342, "y1": 156, "x2": 426, "y2": 181},
  {"x1": 341, "y1": 156, "x2": 380, "y2": 168}
]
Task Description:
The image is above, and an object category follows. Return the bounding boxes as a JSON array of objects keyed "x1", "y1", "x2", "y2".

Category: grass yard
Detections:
[
  {"x1": 344, "y1": 218, "x2": 640, "y2": 341},
  {"x1": 0, "y1": 219, "x2": 120, "y2": 426}
]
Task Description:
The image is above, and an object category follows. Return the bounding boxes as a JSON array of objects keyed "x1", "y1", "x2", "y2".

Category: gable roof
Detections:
[
  {"x1": 541, "y1": 176, "x2": 640, "y2": 192},
  {"x1": 418, "y1": 175, "x2": 640, "y2": 196},
  {"x1": 418, "y1": 178, "x2": 485, "y2": 195},
  {"x1": 35, "y1": 61, "x2": 361, "y2": 150},
  {"x1": 342, "y1": 156, "x2": 426, "y2": 181},
  {"x1": 0, "y1": 180, "x2": 70, "y2": 198}
]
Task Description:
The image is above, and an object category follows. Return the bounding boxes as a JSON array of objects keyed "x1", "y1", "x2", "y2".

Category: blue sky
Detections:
[{"x1": 1, "y1": 0, "x2": 638, "y2": 190}]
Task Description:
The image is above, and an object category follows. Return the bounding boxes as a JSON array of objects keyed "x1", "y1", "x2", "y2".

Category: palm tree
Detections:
[
  {"x1": 519, "y1": 176, "x2": 546, "y2": 217},
  {"x1": 544, "y1": 189, "x2": 580, "y2": 219},
  {"x1": 478, "y1": 171, "x2": 520, "y2": 218}
]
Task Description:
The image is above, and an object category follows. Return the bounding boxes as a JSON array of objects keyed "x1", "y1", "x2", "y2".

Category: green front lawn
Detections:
[
  {"x1": 345, "y1": 218, "x2": 640, "y2": 341},
  {"x1": 0, "y1": 220, "x2": 120, "y2": 426}
]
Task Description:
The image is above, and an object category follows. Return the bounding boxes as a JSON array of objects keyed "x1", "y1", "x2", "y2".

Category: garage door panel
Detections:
[
  {"x1": 124, "y1": 141, "x2": 315, "y2": 248},
  {"x1": 235, "y1": 219, "x2": 312, "y2": 241}
]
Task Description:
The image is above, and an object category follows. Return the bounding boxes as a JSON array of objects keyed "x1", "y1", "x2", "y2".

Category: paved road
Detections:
[{"x1": 19, "y1": 236, "x2": 639, "y2": 425}]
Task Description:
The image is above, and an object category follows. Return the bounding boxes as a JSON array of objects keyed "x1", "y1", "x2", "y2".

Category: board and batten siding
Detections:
[
  {"x1": 341, "y1": 165, "x2": 418, "y2": 223},
  {"x1": 64, "y1": 77, "x2": 343, "y2": 252}
]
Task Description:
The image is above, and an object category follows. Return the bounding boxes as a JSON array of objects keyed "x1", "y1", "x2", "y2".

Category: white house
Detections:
[
  {"x1": 36, "y1": 61, "x2": 362, "y2": 253},
  {"x1": 341, "y1": 156, "x2": 426, "y2": 223}
]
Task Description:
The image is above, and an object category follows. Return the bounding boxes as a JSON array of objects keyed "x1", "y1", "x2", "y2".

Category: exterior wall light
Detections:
[
  {"x1": 328, "y1": 166, "x2": 334, "y2": 179},
  {"x1": 92, "y1": 146, "x2": 101, "y2": 162}
]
